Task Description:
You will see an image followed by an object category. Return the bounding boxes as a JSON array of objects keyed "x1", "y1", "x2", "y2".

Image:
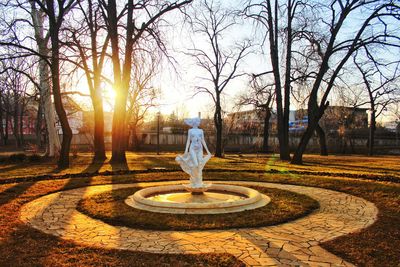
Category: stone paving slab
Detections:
[{"x1": 20, "y1": 181, "x2": 378, "y2": 266}]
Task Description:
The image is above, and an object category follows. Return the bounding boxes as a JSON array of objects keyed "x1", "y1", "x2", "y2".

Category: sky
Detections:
[
  {"x1": 68, "y1": 0, "x2": 399, "y2": 123},
  {"x1": 139, "y1": 0, "x2": 270, "y2": 120},
  {"x1": 72, "y1": 0, "x2": 266, "y2": 120}
]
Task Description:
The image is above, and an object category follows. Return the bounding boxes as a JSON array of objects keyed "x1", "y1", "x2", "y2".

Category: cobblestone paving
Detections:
[{"x1": 20, "y1": 181, "x2": 378, "y2": 266}]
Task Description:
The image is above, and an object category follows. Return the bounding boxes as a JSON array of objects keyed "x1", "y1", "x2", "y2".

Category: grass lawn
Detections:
[
  {"x1": 0, "y1": 152, "x2": 399, "y2": 266},
  {"x1": 77, "y1": 186, "x2": 319, "y2": 230},
  {"x1": 1, "y1": 152, "x2": 399, "y2": 181}
]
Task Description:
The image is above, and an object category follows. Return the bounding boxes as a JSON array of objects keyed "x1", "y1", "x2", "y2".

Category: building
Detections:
[
  {"x1": 55, "y1": 96, "x2": 84, "y2": 135},
  {"x1": 383, "y1": 120, "x2": 400, "y2": 133},
  {"x1": 227, "y1": 110, "x2": 267, "y2": 134},
  {"x1": 294, "y1": 106, "x2": 368, "y2": 134},
  {"x1": 227, "y1": 109, "x2": 297, "y2": 135}
]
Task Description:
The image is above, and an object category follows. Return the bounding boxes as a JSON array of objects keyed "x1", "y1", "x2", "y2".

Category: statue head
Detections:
[{"x1": 184, "y1": 117, "x2": 201, "y2": 128}]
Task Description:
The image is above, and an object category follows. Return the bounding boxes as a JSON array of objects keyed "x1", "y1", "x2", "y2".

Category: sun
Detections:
[{"x1": 103, "y1": 85, "x2": 117, "y2": 111}]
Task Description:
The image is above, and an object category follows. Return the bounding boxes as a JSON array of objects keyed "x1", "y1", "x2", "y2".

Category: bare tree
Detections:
[
  {"x1": 99, "y1": 0, "x2": 192, "y2": 164},
  {"x1": 188, "y1": 0, "x2": 251, "y2": 157},
  {"x1": 29, "y1": 0, "x2": 62, "y2": 158},
  {"x1": 0, "y1": 56, "x2": 36, "y2": 149},
  {"x1": 66, "y1": 0, "x2": 110, "y2": 162},
  {"x1": 127, "y1": 49, "x2": 160, "y2": 151},
  {"x1": 237, "y1": 75, "x2": 274, "y2": 153},
  {"x1": 29, "y1": 0, "x2": 77, "y2": 168},
  {"x1": 243, "y1": 0, "x2": 308, "y2": 160},
  {"x1": 290, "y1": 0, "x2": 400, "y2": 164},
  {"x1": 293, "y1": 82, "x2": 328, "y2": 156},
  {"x1": 0, "y1": 85, "x2": 4, "y2": 145},
  {"x1": 0, "y1": 0, "x2": 76, "y2": 168},
  {"x1": 353, "y1": 52, "x2": 400, "y2": 156},
  {"x1": 0, "y1": 0, "x2": 62, "y2": 156},
  {"x1": 0, "y1": 67, "x2": 12, "y2": 146}
]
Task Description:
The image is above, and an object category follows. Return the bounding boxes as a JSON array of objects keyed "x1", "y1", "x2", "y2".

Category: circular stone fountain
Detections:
[
  {"x1": 125, "y1": 183, "x2": 270, "y2": 214},
  {"x1": 125, "y1": 117, "x2": 270, "y2": 214}
]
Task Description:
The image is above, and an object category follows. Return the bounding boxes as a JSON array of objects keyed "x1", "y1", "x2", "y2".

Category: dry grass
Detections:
[
  {"x1": 0, "y1": 152, "x2": 399, "y2": 266},
  {"x1": 0, "y1": 178, "x2": 244, "y2": 267},
  {"x1": 76, "y1": 186, "x2": 318, "y2": 230},
  {"x1": 1, "y1": 152, "x2": 399, "y2": 181}
]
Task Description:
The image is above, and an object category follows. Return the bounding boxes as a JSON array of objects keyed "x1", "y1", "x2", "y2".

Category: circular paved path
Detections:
[{"x1": 20, "y1": 181, "x2": 378, "y2": 266}]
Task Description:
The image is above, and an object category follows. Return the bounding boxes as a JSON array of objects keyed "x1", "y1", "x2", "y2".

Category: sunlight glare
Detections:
[{"x1": 103, "y1": 85, "x2": 117, "y2": 111}]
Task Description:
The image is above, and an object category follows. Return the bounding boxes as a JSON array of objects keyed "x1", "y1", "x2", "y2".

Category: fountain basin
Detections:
[{"x1": 125, "y1": 184, "x2": 270, "y2": 214}]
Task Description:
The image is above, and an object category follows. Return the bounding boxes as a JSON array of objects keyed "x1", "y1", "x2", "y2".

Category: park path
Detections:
[{"x1": 20, "y1": 181, "x2": 378, "y2": 266}]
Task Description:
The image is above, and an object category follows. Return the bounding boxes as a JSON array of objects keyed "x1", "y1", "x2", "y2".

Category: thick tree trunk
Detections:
[
  {"x1": 315, "y1": 123, "x2": 328, "y2": 156},
  {"x1": 281, "y1": 0, "x2": 293, "y2": 160},
  {"x1": 110, "y1": 88, "x2": 128, "y2": 163},
  {"x1": 41, "y1": 61, "x2": 61, "y2": 157},
  {"x1": 291, "y1": 123, "x2": 316, "y2": 164},
  {"x1": 262, "y1": 109, "x2": 271, "y2": 153},
  {"x1": 35, "y1": 100, "x2": 43, "y2": 148},
  {"x1": 49, "y1": 13, "x2": 72, "y2": 169},
  {"x1": 292, "y1": 104, "x2": 323, "y2": 164},
  {"x1": 30, "y1": 3, "x2": 61, "y2": 157},
  {"x1": 108, "y1": 0, "x2": 128, "y2": 165},
  {"x1": 92, "y1": 91, "x2": 106, "y2": 161},
  {"x1": 76, "y1": 0, "x2": 107, "y2": 163}
]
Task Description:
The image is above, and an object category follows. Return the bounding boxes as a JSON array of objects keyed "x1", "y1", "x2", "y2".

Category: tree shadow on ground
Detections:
[
  {"x1": 81, "y1": 159, "x2": 106, "y2": 174},
  {"x1": 0, "y1": 182, "x2": 36, "y2": 206},
  {"x1": 314, "y1": 161, "x2": 400, "y2": 173},
  {"x1": 0, "y1": 225, "x2": 243, "y2": 267},
  {"x1": 0, "y1": 164, "x2": 27, "y2": 173}
]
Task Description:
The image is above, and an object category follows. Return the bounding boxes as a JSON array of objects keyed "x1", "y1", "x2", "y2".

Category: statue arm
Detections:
[{"x1": 184, "y1": 130, "x2": 191, "y2": 154}]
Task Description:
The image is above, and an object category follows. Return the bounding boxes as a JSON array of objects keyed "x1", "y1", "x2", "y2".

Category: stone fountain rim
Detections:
[{"x1": 125, "y1": 184, "x2": 270, "y2": 214}]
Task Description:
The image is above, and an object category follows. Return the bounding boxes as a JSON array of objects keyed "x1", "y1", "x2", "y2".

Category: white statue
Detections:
[{"x1": 176, "y1": 117, "x2": 212, "y2": 188}]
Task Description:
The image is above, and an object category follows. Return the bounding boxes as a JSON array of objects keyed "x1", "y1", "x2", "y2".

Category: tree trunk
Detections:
[
  {"x1": 315, "y1": 123, "x2": 328, "y2": 156},
  {"x1": 0, "y1": 98, "x2": 4, "y2": 145},
  {"x1": 111, "y1": 100, "x2": 126, "y2": 163},
  {"x1": 30, "y1": 3, "x2": 61, "y2": 157},
  {"x1": 368, "y1": 110, "x2": 376, "y2": 156},
  {"x1": 41, "y1": 61, "x2": 61, "y2": 157},
  {"x1": 292, "y1": 97, "x2": 329, "y2": 164},
  {"x1": 130, "y1": 125, "x2": 140, "y2": 151},
  {"x1": 35, "y1": 99, "x2": 43, "y2": 148},
  {"x1": 4, "y1": 112, "x2": 9, "y2": 145},
  {"x1": 13, "y1": 96, "x2": 21, "y2": 148},
  {"x1": 262, "y1": 109, "x2": 271, "y2": 153},
  {"x1": 75, "y1": 0, "x2": 107, "y2": 163},
  {"x1": 281, "y1": 0, "x2": 293, "y2": 160},
  {"x1": 110, "y1": 87, "x2": 128, "y2": 163},
  {"x1": 19, "y1": 104, "x2": 25, "y2": 147},
  {"x1": 214, "y1": 97, "x2": 223, "y2": 157},
  {"x1": 292, "y1": 103, "x2": 323, "y2": 164},
  {"x1": 48, "y1": 8, "x2": 72, "y2": 169},
  {"x1": 108, "y1": 0, "x2": 128, "y2": 165},
  {"x1": 291, "y1": 123, "x2": 316, "y2": 164},
  {"x1": 92, "y1": 91, "x2": 106, "y2": 161}
]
